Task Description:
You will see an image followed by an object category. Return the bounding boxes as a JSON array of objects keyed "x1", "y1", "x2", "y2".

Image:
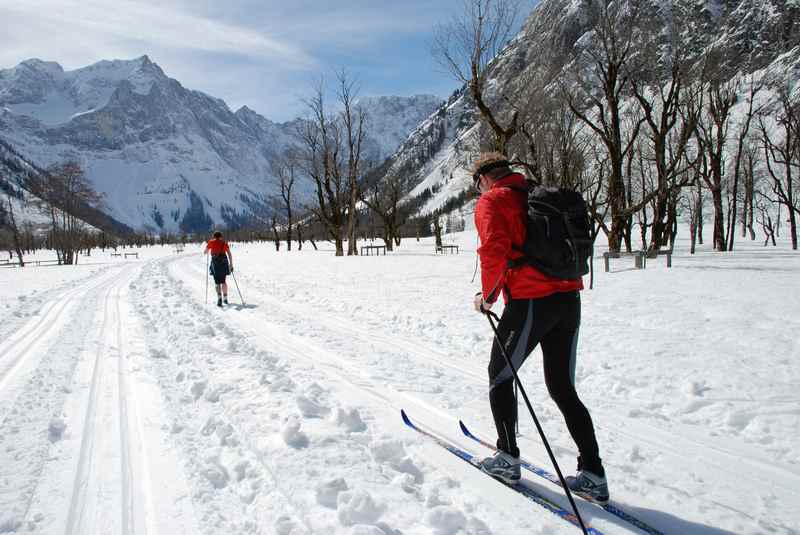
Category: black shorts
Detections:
[{"x1": 210, "y1": 255, "x2": 229, "y2": 284}]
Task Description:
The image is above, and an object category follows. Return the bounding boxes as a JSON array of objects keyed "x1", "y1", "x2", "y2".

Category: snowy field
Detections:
[{"x1": 0, "y1": 230, "x2": 798, "y2": 535}]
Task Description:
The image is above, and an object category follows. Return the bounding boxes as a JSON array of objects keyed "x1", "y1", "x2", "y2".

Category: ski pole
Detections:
[
  {"x1": 484, "y1": 309, "x2": 589, "y2": 535},
  {"x1": 231, "y1": 270, "x2": 245, "y2": 306},
  {"x1": 205, "y1": 253, "x2": 209, "y2": 305}
]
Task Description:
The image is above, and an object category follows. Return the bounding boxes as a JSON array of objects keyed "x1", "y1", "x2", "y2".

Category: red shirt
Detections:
[
  {"x1": 475, "y1": 172, "x2": 583, "y2": 304},
  {"x1": 206, "y1": 238, "x2": 230, "y2": 256}
]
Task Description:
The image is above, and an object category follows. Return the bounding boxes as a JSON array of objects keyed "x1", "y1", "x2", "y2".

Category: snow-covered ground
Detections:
[{"x1": 0, "y1": 231, "x2": 798, "y2": 535}]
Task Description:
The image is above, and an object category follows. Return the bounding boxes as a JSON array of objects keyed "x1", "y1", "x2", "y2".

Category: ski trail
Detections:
[
  {"x1": 134, "y1": 260, "x2": 314, "y2": 534},
  {"x1": 181, "y1": 257, "x2": 487, "y2": 383},
  {"x1": 230, "y1": 256, "x2": 800, "y2": 498},
  {"x1": 1, "y1": 261, "x2": 198, "y2": 535},
  {"x1": 0, "y1": 269, "x2": 121, "y2": 418},
  {"x1": 174, "y1": 253, "x2": 798, "y2": 534},
  {"x1": 164, "y1": 255, "x2": 627, "y2": 533},
  {"x1": 64, "y1": 269, "x2": 128, "y2": 535}
]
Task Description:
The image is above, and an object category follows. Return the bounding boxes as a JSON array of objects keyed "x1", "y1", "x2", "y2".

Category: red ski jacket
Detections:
[
  {"x1": 206, "y1": 238, "x2": 230, "y2": 256},
  {"x1": 475, "y1": 172, "x2": 583, "y2": 304}
]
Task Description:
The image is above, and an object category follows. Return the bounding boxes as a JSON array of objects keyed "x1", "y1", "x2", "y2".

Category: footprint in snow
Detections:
[
  {"x1": 370, "y1": 438, "x2": 422, "y2": 482},
  {"x1": 274, "y1": 515, "x2": 304, "y2": 535},
  {"x1": 191, "y1": 380, "x2": 207, "y2": 400},
  {"x1": 281, "y1": 417, "x2": 309, "y2": 448},
  {"x1": 425, "y1": 506, "x2": 466, "y2": 535},
  {"x1": 330, "y1": 407, "x2": 366, "y2": 433},
  {"x1": 48, "y1": 418, "x2": 67, "y2": 442},
  {"x1": 201, "y1": 456, "x2": 230, "y2": 489},
  {"x1": 198, "y1": 325, "x2": 215, "y2": 337},
  {"x1": 316, "y1": 477, "x2": 349, "y2": 508},
  {"x1": 266, "y1": 376, "x2": 295, "y2": 392},
  {"x1": 149, "y1": 348, "x2": 168, "y2": 359},
  {"x1": 296, "y1": 394, "x2": 330, "y2": 418},
  {"x1": 337, "y1": 490, "x2": 385, "y2": 527}
]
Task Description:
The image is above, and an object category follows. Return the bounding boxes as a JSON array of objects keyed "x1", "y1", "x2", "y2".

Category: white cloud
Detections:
[{"x1": 0, "y1": 0, "x2": 316, "y2": 69}]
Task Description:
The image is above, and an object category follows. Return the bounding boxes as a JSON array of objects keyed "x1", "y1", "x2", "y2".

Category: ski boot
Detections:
[
  {"x1": 217, "y1": 296, "x2": 223, "y2": 307},
  {"x1": 223, "y1": 296, "x2": 229, "y2": 305},
  {"x1": 566, "y1": 470, "x2": 609, "y2": 504},
  {"x1": 479, "y1": 450, "x2": 521, "y2": 484}
]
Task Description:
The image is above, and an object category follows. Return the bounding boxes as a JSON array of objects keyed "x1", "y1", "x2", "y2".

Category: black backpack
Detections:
[{"x1": 507, "y1": 183, "x2": 593, "y2": 280}]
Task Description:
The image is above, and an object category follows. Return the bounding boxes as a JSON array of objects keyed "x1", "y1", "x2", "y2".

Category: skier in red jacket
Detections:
[
  {"x1": 204, "y1": 231, "x2": 234, "y2": 307},
  {"x1": 472, "y1": 152, "x2": 608, "y2": 504}
]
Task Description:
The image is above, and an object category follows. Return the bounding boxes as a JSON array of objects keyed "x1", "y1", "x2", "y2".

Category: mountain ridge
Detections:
[{"x1": 0, "y1": 56, "x2": 443, "y2": 233}]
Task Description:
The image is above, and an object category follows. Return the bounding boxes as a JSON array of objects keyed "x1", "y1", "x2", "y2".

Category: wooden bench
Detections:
[
  {"x1": 124, "y1": 252, "x2": 139, "y2": 259},
  {"x1": 360, "y1": 244, "x2": 386, "y2": 256},
  {"x1": 111, "y1": 252, "x2": 122, "y2": 257},
  {"x1": 29, "y1": 259, "x2": 61, "y2": 266},
  {"x1": 436, "y1": 244, "x2": 459, "y2": 254},
  {"x1": 173, "y1": 245, "x2": 185, "y2": 253},
  {"x1": 644, "y1": 249, "x2": 673, "y2": 268},
  {"x1": 603, "y1": 249, "x2": 673, "y2": 271},
  {"x1": 603, "y1": 250, "x2": 646, "y2": 272}
]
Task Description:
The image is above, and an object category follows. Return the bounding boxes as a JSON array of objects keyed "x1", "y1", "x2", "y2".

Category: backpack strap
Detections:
[{"x1": 500, "y1": 184, "x2": 532, "y2": 270}]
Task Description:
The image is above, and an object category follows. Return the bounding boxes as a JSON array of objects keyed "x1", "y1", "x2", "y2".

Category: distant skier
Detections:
[
  {"x1": 471, "y1": 152, "x2": 608, "y2": 503},
  {"x1": 204, "y1": 231, "x2": 234, "y2": 307}
]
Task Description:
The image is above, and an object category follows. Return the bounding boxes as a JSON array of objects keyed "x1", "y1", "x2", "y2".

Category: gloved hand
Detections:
[
  {"x1": 229, "y1": 265, "x2": 234, "y2": 274},
  {"x1": 473, "y1": 292, "x2": 493, "y2": 313}
]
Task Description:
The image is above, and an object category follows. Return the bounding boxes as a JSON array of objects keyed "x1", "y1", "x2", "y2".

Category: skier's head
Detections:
[
  {"x1": 472, "y1": 152, "x2": 511, "y2": 192},
  {"x1": 213, "y1": 231, "x2": 223, "y2": 239}
]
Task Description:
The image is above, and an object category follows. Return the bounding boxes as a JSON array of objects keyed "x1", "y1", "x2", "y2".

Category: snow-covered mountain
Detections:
[
  {"x1": 0, "y1": 56, "x2": 442, "y2": 233},
  {"x1": 376, "y1": 0, "x2": 800, "y2": 216},
  {"x1": 0, "y1": 138, "x2": 132, "y2": 236}
]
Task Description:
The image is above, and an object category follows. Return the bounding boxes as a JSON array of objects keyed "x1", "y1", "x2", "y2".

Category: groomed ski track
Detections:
[{"x1": 1, "y1": 242, "x2": 797, "y2": 534}]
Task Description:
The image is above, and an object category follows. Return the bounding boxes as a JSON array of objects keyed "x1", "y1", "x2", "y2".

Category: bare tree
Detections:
[
  {"x1": 759, "y1": 86, "x2": 799, "y2": 249},
  {"x1": 30, "y1": 161, "x2": 103, "y2": 265},
  {"x1": 271, "y1": 149, "x2": 299, "y2": 251},
  {"x1": 4, "y1": 199, "x2": 25, "y2": 266},
  {"x1": 565, "y1": 0, "x2": 648, "y2": 252},
  {"x1": 295, "y1": 79, "x2": 348, "y2": 256},
  {"x1": 336, "y1": 70, "x2": 367, "y2": 256},
  {"x1": 631, "y1": 44, "x2": 701, "y2": 254},
  {"x1": 270, "y1": 214, "x2": 281, "y2": 251},
  {"x1": 360, "y1": 174, "x2": 407, "y2": 251},
  {"x1": 694, "y1": 71, "x2": 739, "y2": 252},
  {"x1": 726, "y1": 76, "x2": 762, "y2": 250},
  {"x1": 755, "y1": 196, "x2": 778, "y2": 246},
  {"x1": 741, "y1": 141, "x2": 760, "y2": 240},
  {"x1": 432, "y1": 0, "x2": 521, "y2": 152}
]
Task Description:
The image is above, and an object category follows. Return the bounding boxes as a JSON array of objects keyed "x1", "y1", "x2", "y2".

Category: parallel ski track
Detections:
[
  {"x1": 175, "y1": 255, "x2": 799, "y2": 532},
  {"x1": 224, "y1": 262, "x2": 795, "y2": 485},
  {"x1": 219, "y1": 263, "x2": 800, "y2": 496},
  {"x1": 0, "y1": 270, "x2": 120, "y2": 398},
  {"x1": 63, "y1": 266, "x2": 150, "y2": 535},
  {"x1": 166, "y1": 257, "x2": 628, "y2": 533}
]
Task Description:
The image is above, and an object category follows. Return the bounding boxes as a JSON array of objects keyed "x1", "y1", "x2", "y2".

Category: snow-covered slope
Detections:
[
  {"x1": 375, "y1": 0, "x2": 800, "y2": 216},
  {"x1": 0, "y1": 56, "x2": 443, "y2": 233}
]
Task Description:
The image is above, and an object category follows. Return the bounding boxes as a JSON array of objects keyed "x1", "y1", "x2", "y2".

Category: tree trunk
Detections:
[
  {"x1": 648, "y1": 192, "x2": 669, "y2": 254},
  {"x1": 711, "y1": 187, "x2": 726, "y2": 251},
  {"x1": 697, "y1": 187, "x2": 705, "y2": 245},
  {"x1": 7, "y1": 200, "x2": 25, "y2": 267}
]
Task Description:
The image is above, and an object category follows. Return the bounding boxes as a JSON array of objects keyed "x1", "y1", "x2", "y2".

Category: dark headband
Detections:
[{"x1": 475, "y1": 160, "x2": 510, "y2": 176}]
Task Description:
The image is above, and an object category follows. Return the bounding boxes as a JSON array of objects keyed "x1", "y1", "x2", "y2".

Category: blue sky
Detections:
[{"x1": 0, "y1": 0, "x2": 532, "y2": 122}]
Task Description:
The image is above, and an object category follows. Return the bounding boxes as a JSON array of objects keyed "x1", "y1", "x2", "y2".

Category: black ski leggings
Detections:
[{"x1": 487, "y1": 291, "x2": 603, "y2": 475}]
